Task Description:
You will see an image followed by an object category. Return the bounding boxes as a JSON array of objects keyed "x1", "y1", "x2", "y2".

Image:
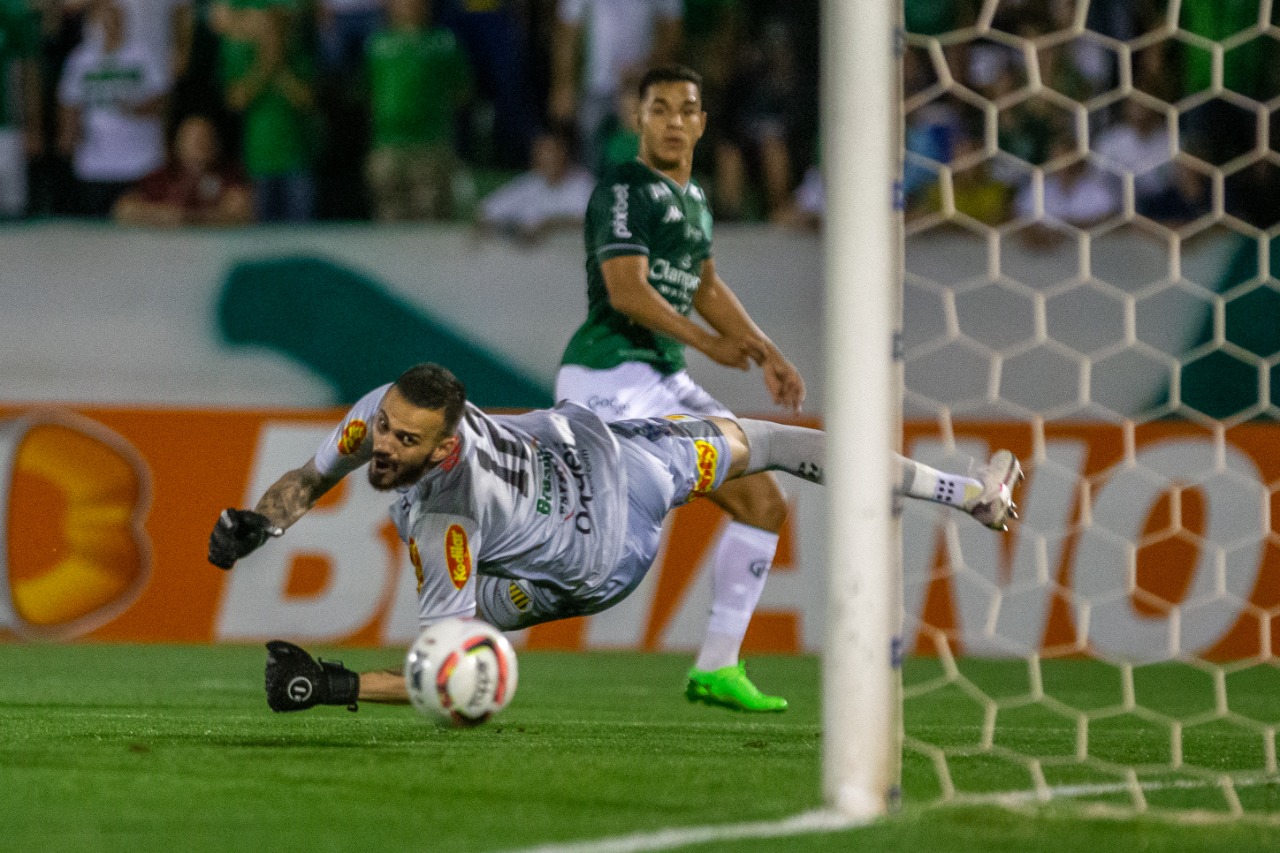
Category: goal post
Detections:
[{"x1": 822, "y1": 0, "x2": 905, "y2": 818}]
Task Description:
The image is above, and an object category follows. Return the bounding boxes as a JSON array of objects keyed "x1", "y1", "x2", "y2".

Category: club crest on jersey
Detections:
[
  {"x1": 662, "y1": 205, "x2": 684, "y2": 223},
  {"x1": 445, "y1": 525, "x2": 472, "y2": 589},
  {"x1": 409, "y1": 538, "x2": 424, "y2": 592},
  {"x1": 693, "y1": 440, "x2": 718, "y2": 494},
  {"x1": 337, "y1": 420, "x2": 367, "y2": 455}
]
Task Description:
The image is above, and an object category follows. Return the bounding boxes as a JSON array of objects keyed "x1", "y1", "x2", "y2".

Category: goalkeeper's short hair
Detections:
[{"x1": 393, "y1": 363, "x2": 467, "y2": 435}]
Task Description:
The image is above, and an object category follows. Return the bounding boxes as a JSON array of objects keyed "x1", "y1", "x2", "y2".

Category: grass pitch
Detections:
[{"x1": 0, "y1": 643, "x2": 1276, "y2": 852}]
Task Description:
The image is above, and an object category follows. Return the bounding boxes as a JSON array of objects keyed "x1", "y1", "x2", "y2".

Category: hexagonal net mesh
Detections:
[{"x1": 898, "y1": 0, "x2": 1280, "y2": 818}]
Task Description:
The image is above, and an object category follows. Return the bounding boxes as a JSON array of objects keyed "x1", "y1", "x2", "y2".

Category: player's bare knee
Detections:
[{"x1": 708, "y1": 416, "x2": 751, "y2": 478}]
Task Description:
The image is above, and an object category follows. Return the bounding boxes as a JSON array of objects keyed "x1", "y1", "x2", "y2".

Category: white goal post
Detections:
[
  {"x1": 822, "y1": 0, "x2": 905, "y2": 818},
  {"x1": 843, "y1": 0, "x2": 1280, "y2": 823}
]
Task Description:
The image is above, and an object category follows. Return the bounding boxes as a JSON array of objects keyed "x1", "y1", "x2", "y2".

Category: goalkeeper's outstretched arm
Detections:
[
  {"x1": 208, "y1": 460, "x2": 344, "y2": 570},
  {"x1": 251, "y1": 459, "x2": 343, "y2": 530}
]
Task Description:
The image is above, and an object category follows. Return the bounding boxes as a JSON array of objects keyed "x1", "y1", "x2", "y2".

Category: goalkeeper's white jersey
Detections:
[{"x1": 313, "y1": 386, "x2": 629, "y2": 626}]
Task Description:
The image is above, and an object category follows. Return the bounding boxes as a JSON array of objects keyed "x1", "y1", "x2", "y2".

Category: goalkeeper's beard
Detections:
[{"x1": 368, "y1": 452, "x2": 429, "y2": 491}]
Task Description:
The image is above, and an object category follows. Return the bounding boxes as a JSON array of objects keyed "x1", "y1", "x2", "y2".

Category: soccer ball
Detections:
[{"x1": 404, "y1": 618, "x2": 519, "y2": 727}]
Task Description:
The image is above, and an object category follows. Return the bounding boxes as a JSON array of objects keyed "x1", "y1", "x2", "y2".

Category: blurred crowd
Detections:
[
  {"x1": 3, "y1": 0, "x2": 1276, "y2": 241},
  {"x1": 0, "y1": 0, "x2": 820, "y2": 231},
  {"x1": 903, "y1": 0, "x2": 1280, "y2": 238}
]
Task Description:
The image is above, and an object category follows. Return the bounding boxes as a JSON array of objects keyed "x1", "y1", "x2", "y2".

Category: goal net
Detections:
[{"x1": 896, "y1": 0, "x2": 1280, "y2": 820}]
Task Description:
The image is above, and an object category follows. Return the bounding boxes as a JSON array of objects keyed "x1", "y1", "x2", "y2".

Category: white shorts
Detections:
[{"x1": 555, "y1": 362, "x2": 734, "y2": 422}]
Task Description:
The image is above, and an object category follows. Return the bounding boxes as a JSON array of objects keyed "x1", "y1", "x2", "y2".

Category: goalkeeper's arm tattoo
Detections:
[{"x1": 253, "y1": 460, "x2": 340, "y2": 531}]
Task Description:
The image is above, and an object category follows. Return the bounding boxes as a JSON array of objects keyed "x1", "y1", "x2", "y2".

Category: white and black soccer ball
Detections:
[{"x1": 404, "y1": 617, "x2": 519, "y2": 727}]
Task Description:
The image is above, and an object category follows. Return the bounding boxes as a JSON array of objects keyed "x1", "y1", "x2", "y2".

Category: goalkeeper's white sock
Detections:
[
  {"x1": 897, "y1": 454, "x2": 982, "y2": 509},
  {"x1": 735, "y1": 419, "x2": 981, "y2": 509},
  {"x1": 696, "y1": 521, "x2": 778, "y2": 672}
]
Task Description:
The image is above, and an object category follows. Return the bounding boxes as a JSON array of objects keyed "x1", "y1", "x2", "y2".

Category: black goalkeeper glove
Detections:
[
  {"x1": 263, "y1": 640, "x2": 360, "y2": 712},
  {"x1": 208, "y1": 508, "x2": 282, "y2": 569}
]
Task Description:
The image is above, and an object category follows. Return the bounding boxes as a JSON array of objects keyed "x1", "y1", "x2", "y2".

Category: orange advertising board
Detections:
[{"x1": 0, "y1": 404, "x2": 1276, "y2": 661}]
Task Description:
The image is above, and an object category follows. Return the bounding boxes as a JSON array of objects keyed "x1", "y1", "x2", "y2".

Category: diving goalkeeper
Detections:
[{"x1": 207, "y1": 362, "x2": 1022, "y2": 713}]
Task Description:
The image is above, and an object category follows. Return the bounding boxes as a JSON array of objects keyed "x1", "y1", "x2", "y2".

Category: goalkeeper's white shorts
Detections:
[{"x1": 475, "y1": 413, "x2": 733, "y2": 631}]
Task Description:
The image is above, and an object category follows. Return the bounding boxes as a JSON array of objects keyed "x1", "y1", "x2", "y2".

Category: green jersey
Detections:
[
  {"x1": 367, "y1": 27, "x2": 471, "y2": 148},
  {"x1": 219, "y1": 36, "x2": 316, "y2": 177},
  {"x1": 0, "y1": 0, "x2": 39, "y2": 129},
  {"x1": 561, "y1": 159, "x2": 715, "y2": 375}
]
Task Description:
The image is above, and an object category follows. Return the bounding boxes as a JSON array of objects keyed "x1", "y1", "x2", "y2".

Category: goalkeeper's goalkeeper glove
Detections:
[
  {"x1": 264, "y1": 640, "x2": 360, "y2": 712},
  {"x1": 208, "y1": 508, "x2": 282, "y2": 569}
]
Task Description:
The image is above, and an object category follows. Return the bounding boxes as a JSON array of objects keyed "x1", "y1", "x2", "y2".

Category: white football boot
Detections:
[{"x1": 963, "y1": 449, "x2": 1024, "y2": 531}]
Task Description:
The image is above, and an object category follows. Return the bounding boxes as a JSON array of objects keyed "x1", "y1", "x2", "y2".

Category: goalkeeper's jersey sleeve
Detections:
[
  {"x1": 560, "y1": 158, "x2": 715, "y2": 376},
  {"x1": 312, "y1": 384, "x2": 386, "y2": 478},
  {"x1": 391, "y1": 401, "x2": 629, "y2": 626}
]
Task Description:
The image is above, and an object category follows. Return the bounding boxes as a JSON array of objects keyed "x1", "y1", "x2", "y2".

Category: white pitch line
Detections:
[
  {"x1": 501, "y1": 776, "x2": 1280, "y2": 853},
  {"x1": 500, "y1": 810, "x2": 867, "y2": 853},
  {"x1": 963, "y1": 775, "x2": 1280, "y2": 808}
]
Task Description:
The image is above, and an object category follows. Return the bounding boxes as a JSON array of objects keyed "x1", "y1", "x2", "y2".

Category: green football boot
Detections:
[{"x1": 685, "y1": 661, "x2": 788, "y2": 712}]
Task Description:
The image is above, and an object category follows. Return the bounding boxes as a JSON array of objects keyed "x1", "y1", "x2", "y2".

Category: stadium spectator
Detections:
[
  {"x1": 591, "y1": 67, "x2": 640, "y2": 175},
  {"x1": 902, "y1": 98, "x2": 962, "y2": 208},
  {"x1": 0, "y1": 0, "x2": 42, "y2": 219},
  {"x1": 773, "y1": 161, "x2": 822, "y2": 232},
  {"x1": 991, "y1": 72, "x2": 1056, "y2": 174},
  {"x1": 1015, "y1": 136, "x2": 1120, "y2": 248},
  {"x1": 436, "y1": 0, "x2": 537, "y2": 169},
  {"x1": 475, "y1": 125, "x2": 593, "y2": 241},
  {"x1": 316, "y1": 0, "x2": 385, "y2": 75},
  {"x1": 206, "y1": 362, "x2": 1020, "y2": 712},
  {"x1": 112, "y1": 113, "x2": 252, "y2": 227},
  {"x1": 714, "y1": 17, "x2": 805, "y2": 221},
  {"x1": 215, "y1": 3, "x2": 320, "y2": 223},
  {"x1": 1094, "y1": 98, "x2": 1206, "y2": 224},
  {"x1": 86, "y1": 0, "x2": 195, "y2": 84},
  {"x1": 913, "y1": 132, "x2": 1012, "y2": 227},
  {"x1": 1180, "y1": 0, "x2": 1264, "y2": 166},
  {"x1": 364, "y1": 0, "x2": 472, "y2": 222},
  {"x1": 56, "y1": 0, "x2": 169, "y2": 217},
  {"x1": 678, "y1": 0, "x2": 744, "y2": 188},
  {"x1": 548, "y1": 0, "x2": 682, "y2": 167}
]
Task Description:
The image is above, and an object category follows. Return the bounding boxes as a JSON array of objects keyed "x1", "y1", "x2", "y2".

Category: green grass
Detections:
[{"x1": 0, "y1": 644, "x2": 1276, "y2": 852}]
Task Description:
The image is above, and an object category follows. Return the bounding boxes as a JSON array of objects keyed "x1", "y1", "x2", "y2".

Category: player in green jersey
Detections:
[{"x1": 557, "y1": 66, "x2": 1019, "y2": 713}]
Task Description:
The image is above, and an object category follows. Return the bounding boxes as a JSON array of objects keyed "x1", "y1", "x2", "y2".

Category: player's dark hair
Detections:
[
  {"x1": 638, "y1": 65, "x2": 703, "y2": 100},
  {"x1": 393, "y1": 363, "x2": 467, "y2": 435}
]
